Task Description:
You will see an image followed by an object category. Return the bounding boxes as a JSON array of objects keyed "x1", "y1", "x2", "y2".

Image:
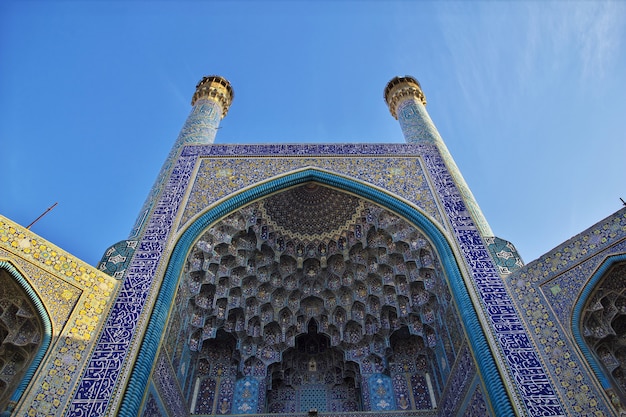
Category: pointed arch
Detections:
[
  {"x1": 0, "y1": 261, "x2": 52, "y2": 416},
  {"x1": 119, "y1": 168, "x2": 514, "y2": 416},
  {"x1": 573, "y1": 254, "x2": 626, "y2": 393}
]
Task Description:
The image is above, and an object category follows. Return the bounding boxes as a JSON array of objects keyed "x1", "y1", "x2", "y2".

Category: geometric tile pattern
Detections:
[
  {"x1": 0, "y1": 216, "x2": 119, "y2": 417},
  {"x1": 180, "y1": 145, "x2": 444, "y2": 231},
  {"x1": 153, "y1": 351, "x2": 188, "y2": 417},
  {"x1": 262, "y1": 183, "x2": 363, "y2": 238},
  {"x1": 0, "y1": 248, "x2": 81, "y2": 328},
  {"x1": 233, "y1": 377, "x2": 259, "y2": 414},
  {"x1": 298, "y1": 384, "x2": 327, "y2": 412},
  {"x1": 484, "y1": 236, "x2": 524, "y2": 275},
  {"x1": 171, "y1": 188, "x2": 465, "y2": 413},
  {"x1": 368, "y1": 374, "x2": 396, "y2": 411},
  {"x1": 509, "y1": 209, "x2": 626, "y2": 416},
  {"x1": 263, "y1": 325, "x2": 360, "y2": 413},
  {"x1": 530, "y1": 212, "x2": 626, "y2": 325},
  {"x1": 97, "y1": 240, "x2": 138, "y2": 279},
  {"x1": 183, "y1": 197, "x2": 455, "y2": 364}
]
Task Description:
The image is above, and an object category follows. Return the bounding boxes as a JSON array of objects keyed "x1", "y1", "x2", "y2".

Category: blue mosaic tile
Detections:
[
  {"x1": 97, "y1": 240, "x2": 138, "y2": 279},
  {"x1": 504, "y1": 209, "x2": 626, "y2": 416},
  {"x1": 298, "y1": 384, "x2": 327, "y2": 412},
  {"x1": 153, "y1": 351, "x2": 187, "y2": 417},
  {"x1": 216, "y1": 377, "x2": 235, "y2": 414},
  {"x1": 140, "y1": 385, "x2": 167, "y2": 417},
  {"x1": 485, "y1": 237, "x2": 524, "y2": 275},
  {"x1": 194, "y1": 378, "x2": 216, "y2": 414},
  {"x1": 418, "y1": 141, "x2": 566, "y2": 416},
  {"x1": 68, "y1": 152, "x2": 201, "y2": 415},
  {"x1": 368, "y1": 374, "x2": 396, "y2": 411},
  {"x1": 113, "y1": 164, "x2": 516, "y2": 414},
  {"x1": 462, "y1": 381, "x2": 492, "y2": 417},
  {"x1": 437, "y1": 344, "x2": 475, "y2": 416},
  {"x1": 179, "y1": 145, "x2": 444, "y2": 231},
  {"x1": 233, "y1": 377, "x2": 260, "y2": 414},
  {"x1": 409, "y1": 374, "x2": 431, "y2": 409},
  {"x1": 140, "y1": 392, "x2": 164, "y2": 417},
  {"x1": 396, "y1": 99, "x2": 493, "y2": 237}
]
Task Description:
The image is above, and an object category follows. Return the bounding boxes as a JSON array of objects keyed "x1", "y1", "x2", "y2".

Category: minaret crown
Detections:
[
  {"x1": 384, "y1": 75, "x2": 426, "y2": 119},
  {"x1": 191, "y1": 75, "x2": 234, "y2": 117}
]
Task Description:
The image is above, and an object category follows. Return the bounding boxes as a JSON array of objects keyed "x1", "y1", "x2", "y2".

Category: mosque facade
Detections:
[{"x1": 0, "y1": 75, "x2": 625, "y2": 417}]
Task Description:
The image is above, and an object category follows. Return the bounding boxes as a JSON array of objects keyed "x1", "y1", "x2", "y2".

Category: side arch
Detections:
[
  {"x1": 119, "y1": 168, "x2": 514, "y2": 416},
  {"x1": 0, "y1": 260, "x2": 52, "y2": 416},
  {"x1": 573, "y1": 253, "x2": 626, "y2": 401}
]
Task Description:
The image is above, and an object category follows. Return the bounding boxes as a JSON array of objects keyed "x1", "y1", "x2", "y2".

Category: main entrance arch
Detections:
[{"x1": 122, "y1": 169, "x2": 512, "y2": 417}]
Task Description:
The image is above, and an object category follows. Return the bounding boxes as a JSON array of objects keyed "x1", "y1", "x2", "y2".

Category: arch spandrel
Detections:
[
  {"x1": 124, "y1": 169, "x2": 511, "y2": 417},
  {"x1": 180, "y1": 157, "x2": 446, "y2": 235}
]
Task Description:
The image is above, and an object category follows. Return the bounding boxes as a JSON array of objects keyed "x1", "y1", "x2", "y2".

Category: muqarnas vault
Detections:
[{"x1": 1, "y1": 75, "x2": 625, "y2": 417}]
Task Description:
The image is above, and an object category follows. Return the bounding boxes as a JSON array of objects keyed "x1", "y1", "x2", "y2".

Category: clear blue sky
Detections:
[{"x1": 1, "y1": 1, "x2": 625, "y2": 266}]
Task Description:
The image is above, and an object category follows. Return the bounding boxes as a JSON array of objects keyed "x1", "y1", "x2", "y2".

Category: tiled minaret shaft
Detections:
[
  {"x1": 385, "y1": 76, "x2": 493, "y2": 237},
  {"x1": 129, "y1": 76, "x2": 234, "y2": 238}
]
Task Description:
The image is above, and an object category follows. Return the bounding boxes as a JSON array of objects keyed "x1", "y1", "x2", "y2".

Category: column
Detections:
[
  {"x1": 384, "y1": 76, "x2": 493, "y2": 238},
  {"x1": 130, "y1": 75, "x2": 234, "y2": 238}
]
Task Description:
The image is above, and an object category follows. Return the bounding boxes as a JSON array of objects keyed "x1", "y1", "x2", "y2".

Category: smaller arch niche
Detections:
[
  {"x1": 582, "y1": 261, "x2": 626, "y2": 407},
  {"x1": 388, "y1": 326, "x2": 437, "y2": 409},
  {"x1": 0, "y1": 267, "x2": 46, "y2": 412},
  {"x1": 191, "y1": 330, "x2": 239, "y2": 415},
  {"x1": 268, "y1": 319, "x2": 361, "y2": 413}
]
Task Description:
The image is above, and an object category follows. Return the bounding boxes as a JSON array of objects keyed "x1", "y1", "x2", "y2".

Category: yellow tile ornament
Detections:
[{"x1": 0, "y1": 216, "x2": 119, "y2": 417}]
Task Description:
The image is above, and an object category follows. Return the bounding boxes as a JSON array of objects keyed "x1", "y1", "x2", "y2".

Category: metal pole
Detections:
[{"x1": 26, "y1": 202, "x2": 58, "y2": 229}]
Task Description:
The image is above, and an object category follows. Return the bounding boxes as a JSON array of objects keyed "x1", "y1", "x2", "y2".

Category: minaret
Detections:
[
  {"x1": 384, "y1": 76, "x2": 493, "y2": 238},
  {"x1": 129, "y1": 75, "x2": 234, "y2": 238}
]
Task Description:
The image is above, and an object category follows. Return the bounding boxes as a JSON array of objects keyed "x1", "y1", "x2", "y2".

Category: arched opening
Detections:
[
  {"x1": 0, "y1": 265, "x2": 49, "y2": 413},
  {"x1": 123, "y1": 168, "x2": 512, "y2": 417},
  {"x1": 190, "y1": 329, "x2": 238, "y2": 414},
  {"x1": 266, "y1": 318, "x2": 361, "y2": 413},
  {"x1": 581, "y1": 260, "x2": 626, "y2": 406},
  {"x1": 163, "y1": 183, "x2": 466, "y2": 414}
]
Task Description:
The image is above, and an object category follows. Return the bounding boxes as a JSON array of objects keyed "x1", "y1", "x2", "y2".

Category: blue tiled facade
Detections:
[{"x1": 4, "y1": 75, "x2": 625, "y2": 417}]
